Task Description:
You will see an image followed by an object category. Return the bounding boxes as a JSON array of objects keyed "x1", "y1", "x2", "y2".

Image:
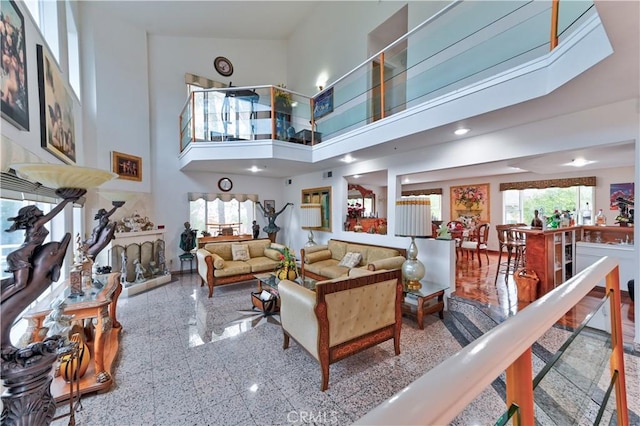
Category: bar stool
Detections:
[
  {"x1": 494, "y1": 224, "x2": 524, "y2": 283},
  {"x1": 179, "y1": 252, "x2": 195, "y2": 274}
]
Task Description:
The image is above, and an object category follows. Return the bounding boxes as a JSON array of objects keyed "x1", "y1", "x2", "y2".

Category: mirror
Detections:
[
  {"x1": 301, "y1": 186, "x2": 332, "y2": 232},
  {"x1": 345, "y1": 171, "x2": 387, "y2": 233}
]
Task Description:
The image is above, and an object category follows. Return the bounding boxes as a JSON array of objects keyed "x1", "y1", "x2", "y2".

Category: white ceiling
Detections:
[{"x1": 96, "y1": 1, "x2": 639, "y2": 186}]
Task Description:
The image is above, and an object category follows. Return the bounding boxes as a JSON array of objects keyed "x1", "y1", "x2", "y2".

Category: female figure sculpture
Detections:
[{"x1": 256, "y1": 201, "x2": 293, "y2": 243}]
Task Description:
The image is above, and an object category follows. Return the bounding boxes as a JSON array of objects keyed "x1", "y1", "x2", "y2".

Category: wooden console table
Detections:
[
  {"x1": 22, "y1": 273, "x2": 122, "y2": 402},
  {"x1": 402, "y1": 280, "x2": 448, "y2": 329}
]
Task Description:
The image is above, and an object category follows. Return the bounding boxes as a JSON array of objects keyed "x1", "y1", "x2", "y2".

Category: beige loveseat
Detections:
[
  {"x1": 278, "y1": 269, "x2": 403, "y2": 391},
  {"x1": 196, "y1": 239, "x2": 286, "y2": 297},
  {"x1": 300, "y1": 239, "x2": 406, "y2": 281}
]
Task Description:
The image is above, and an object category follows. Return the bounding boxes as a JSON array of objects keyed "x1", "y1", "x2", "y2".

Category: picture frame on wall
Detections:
[
  {"x1": 263, "y1": 200, "x2": 275, "y2": 217},
  {"x1": 37, "y1": 44, "x2": 76, "y2": 164},
  {"x1": 112, "y1": 151, "x2": 142, "y2": 181},
  {"x1": 1, "y1": 0, "x2": 30, "y2": 131},
  {"x1": 450, "y1": 183, "x2": 490, "y2": 224}
]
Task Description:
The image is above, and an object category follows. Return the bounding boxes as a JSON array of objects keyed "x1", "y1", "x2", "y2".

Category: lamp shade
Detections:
[
  {"x1": 395, "y1": 197, "x2": 432, "y2": 237},
  {"x1": 300, "y1": 203, "x2": 322, "y2": 228}
]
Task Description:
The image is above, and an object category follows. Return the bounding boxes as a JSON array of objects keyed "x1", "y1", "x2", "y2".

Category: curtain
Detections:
[
  {"x1": 499, "y1": 176, "x2": 596, "y2": 191},
  {"x1": 188, "y1": 192, "x2": 259, "y2": 202},
  {"x1": 401, "y1": 188, "x2": 443, "y2": 196}
]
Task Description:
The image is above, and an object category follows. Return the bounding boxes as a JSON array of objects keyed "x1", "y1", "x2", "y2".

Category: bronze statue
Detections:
[
  {"x1": 256, "y1": 202, "x2": 293, "y2": 242},
  {"x1": 179, "y1": 222, "x2": 197, "y2": 252}
]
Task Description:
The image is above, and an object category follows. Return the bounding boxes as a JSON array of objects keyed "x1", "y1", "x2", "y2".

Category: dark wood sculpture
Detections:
[
  {"x1": 83, "y1": 201, "x2": 124, "y2": 258},
  {"x1": 1, "y1": 188, "x2": 83, "y2": 426}
]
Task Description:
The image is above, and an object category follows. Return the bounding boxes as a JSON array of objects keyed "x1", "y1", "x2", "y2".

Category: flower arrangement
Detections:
[
  {"x1": 347, "y1": 202, "x2": 364, "y2": 218},
  {"x1": 276, "y1": 247, "x2": 296, "y2": 270},
  {"x1": 453, "y1": 186, "x2": 485, "y2": 209}
]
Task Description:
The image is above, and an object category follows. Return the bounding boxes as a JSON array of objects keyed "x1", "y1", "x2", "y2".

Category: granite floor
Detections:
[{"x1": 51, "y1": 273, "x2": 639, "y2": 425}]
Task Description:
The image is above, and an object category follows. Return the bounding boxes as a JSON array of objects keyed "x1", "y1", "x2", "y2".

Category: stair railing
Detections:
[{"x1": 355, "y1": 256, "x2": 628, "y2": 426}]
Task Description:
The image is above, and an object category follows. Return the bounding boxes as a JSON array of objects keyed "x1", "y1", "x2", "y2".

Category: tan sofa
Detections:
[
  {"x1": 300, "y1": 239, "x2": 406, "y2": 281},
  {"x1": 278, "y1": 269, "x2": 403, "y2": 390},
  {"x1": 196, "y1": 239, "x2": 286, "y2": 297}
]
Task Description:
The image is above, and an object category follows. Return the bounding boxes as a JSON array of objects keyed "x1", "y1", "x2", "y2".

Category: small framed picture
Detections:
[
  {"x1": 112, "y1": 151, "x2": 142, "y2": 181},
  {"x1": 264, "y1": 200, "x2": 275, "y2": 217}
]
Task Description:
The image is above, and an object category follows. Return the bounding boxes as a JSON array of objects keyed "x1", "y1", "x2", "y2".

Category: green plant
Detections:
[{"x1": 274, "y1": 84, "x2": 292, "y2": 110}]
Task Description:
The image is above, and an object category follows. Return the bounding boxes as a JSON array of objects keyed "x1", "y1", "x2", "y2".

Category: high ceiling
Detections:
[{"x1": 95, "y1": 1, "x2": 639, "y2": 186}]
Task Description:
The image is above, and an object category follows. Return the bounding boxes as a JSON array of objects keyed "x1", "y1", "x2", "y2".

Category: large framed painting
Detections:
[
  {"x1": 450, "y1": 183, "x2": 490, "y2": 224},
  {"x1": 37, "y1": 44, "x2": 76, "y2": 164},
  {"x1": 1, "y1": 0, "x2": 29, "y2": 130},
  {"x1": 609, "y1": 182, "x2": 634, "y2": 210},
  {"x1": 112, "y1": 151, "x2": 142, "y2": 181},
  {"x1": 313, "y1": 87, "x2": 333, "y2": 120}
]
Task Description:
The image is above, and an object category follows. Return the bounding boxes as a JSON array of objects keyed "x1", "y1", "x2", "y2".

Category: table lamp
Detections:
[
  {"x1": 300, "y1": 203, "x2": 322, "y2": 247},
  {"x1": 395, "y1": 197, "x2": 432, "y2": 290}
]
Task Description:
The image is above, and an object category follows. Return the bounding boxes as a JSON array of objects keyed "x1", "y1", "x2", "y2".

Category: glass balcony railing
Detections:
[{"x1": 180, "y1": 0, "x2": 595, "y2": 152}]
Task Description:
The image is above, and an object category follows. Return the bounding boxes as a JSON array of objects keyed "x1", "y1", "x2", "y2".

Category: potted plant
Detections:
[{"x1": 274, "y1": 84, "x2": 292, "y2": 113}]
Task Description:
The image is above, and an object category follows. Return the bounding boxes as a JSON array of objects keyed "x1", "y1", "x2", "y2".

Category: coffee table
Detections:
[
  {"x1": 252, "y1": 273, "x2": 317, "y2": 315},
  {"x1": 401, "y1": 280, "x2": 448, "y2": 329}
]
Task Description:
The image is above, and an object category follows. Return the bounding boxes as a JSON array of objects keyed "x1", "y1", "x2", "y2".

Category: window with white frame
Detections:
[
  {"x1": 65, "y1": 1, "x2": 80, "y2": 97},
  {"x1": 189, "y1": 196, "x2": 257, "y2": 236},
  {"x1": 502, "y1": 186, "x2": 594, "y2": 225}
]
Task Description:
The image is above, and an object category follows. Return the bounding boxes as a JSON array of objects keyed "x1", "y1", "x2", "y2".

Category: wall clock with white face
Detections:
[
  {"x1": 214, "y1": 56, "x2": 233, "y2": 77},
  {"x1": 218, "y1": 177, "x2": 233, "y2": 192}
]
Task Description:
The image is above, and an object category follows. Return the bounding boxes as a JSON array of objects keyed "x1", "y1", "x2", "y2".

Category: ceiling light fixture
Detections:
[
  {"x1": 341, "y1": 155, "x2": 355, "y2": 163},
  {"x1": 250, "y1": 166, "x2": 260, "y2": 172},
  {"x1": 454, "y1": 128, "x2": 470, "y2": 136},
  {"x1": 353, "y1": 174, "x2": 361, "y2": 179},
  {"x1": 564, "y1": 158, "x2": 595, "y2": 167}
]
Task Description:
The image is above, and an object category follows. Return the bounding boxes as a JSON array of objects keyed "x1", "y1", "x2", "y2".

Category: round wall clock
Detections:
[
  {"x1": 218, "y1": 177, "x2": 233, "y2": 192},
  {"x1": 214, "y1": 56, "x2": 233, "y2": 77}
]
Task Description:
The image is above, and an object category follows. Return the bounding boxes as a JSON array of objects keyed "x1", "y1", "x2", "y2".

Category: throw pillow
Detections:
[
  {"x1": 338, "y1": 252, "x2": 362, "y2": 268},
  {"x1": 231, "y1": 244, "x2": 250, "y2": 261},
  {"x1": 270, "y1": 243, "x2": 287, "y2": 251}
]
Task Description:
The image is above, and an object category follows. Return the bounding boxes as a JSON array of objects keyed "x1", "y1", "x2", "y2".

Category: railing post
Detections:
[
  {"x1": 310, "y1": 97, "x2": 316, "y2": 146},
  {"x1": 271, "y1": 86, "x2": 276, "y2": 140},
  {"x1": 191, "y1": 92, "x2": 195, "y2": 144},
  {"x1": 505, "y1": 347, "x2": 534, "y2": 426},
  {"x1": 605, "y1": 267, "x2": 629, "y2": 426},
  {"x1": 550, "y1": 0, "x2": 559, "y2": 50},
  {"x1": 379, "y1": 52, "x2": 385, "y2": 119}
]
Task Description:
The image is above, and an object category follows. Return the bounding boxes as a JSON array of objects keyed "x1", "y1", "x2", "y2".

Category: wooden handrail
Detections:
[
  {"x1": 355, "y1": 256, "x2": 627, "y2": 425},
  {"x1": 550, "y1": 0, "x2": 560, "y2": 50}
]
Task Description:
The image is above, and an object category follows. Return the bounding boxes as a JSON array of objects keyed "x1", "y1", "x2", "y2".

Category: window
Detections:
[
  {"x1": 189, "y1": 198, "x2": 256, "y2": 236},
  {"x1": 503, "y1": 186, "x2": 593, "y2": 225},
  {"x1": 66, "y1": 1, "x2": 80, "y2": 97}
]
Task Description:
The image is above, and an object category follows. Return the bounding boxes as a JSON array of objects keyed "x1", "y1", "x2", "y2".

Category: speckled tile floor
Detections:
[{"x1": 50, "y1": 273, "x2": 638, "y2": 425}]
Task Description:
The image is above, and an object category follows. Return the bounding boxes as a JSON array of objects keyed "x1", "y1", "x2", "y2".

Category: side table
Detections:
[{"x1": 401, "y1": 280, "x2": 448, "y2": 329}]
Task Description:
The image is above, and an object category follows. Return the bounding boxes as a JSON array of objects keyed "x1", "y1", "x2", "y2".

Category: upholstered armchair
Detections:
[{"x1": 278, "y1": 269, "x2": 403, "y2": 391}]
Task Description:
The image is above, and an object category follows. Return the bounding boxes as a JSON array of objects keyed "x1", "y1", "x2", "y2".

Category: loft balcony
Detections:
[{"x1": 178, "y1": 1, "x2": 607, "y2": 173}]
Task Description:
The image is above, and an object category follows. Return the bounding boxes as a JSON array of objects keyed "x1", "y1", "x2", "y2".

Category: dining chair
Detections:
[
  {"x1": 494, "y1": 224, "x2": 526, "y2": 283},
  {"x1": 460, "y1": 222, "x2": 490, "y2": 267},
  {"x1": 446, "y1": 220, "x2": 466, "y2": 260}
]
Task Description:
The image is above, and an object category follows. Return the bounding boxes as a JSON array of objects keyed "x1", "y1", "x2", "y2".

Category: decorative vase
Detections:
[
  {"x1": 59, "y1": 332, "x2": 90, "y2": 382},
  {"x1": 276, "y1": 267, "x2": 297, "y2": 281}
]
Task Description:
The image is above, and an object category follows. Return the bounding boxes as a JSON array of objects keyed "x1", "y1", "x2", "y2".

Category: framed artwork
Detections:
[
  {"x1": 37, "y1": 44, "x2": 76, "y2": 164},
  {"x1": 450, "y1": 183, "x2": 490, "y2": 223},
  {"x1": 610, "y1": 182, "x2": 634, "y2": 210},
  {"x1": 1, "y1": 0, "x2": 29, "y2": 130},
  {"x1": 263, "y1": 200, "x2": 275, "y2": 217},
  {"x1": 301, "y1": 186, "x2": 332, "y2": 232},
  {"x1": 112, "y1": 151, "x2": 142, "y2": 181},
  {"x1": 313, "y1": 87, "x2": 333, "y2": 120}
]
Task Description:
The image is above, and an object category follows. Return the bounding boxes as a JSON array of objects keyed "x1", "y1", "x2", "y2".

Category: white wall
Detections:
[{"x1": 146, "y1": 34, "x2": 290, "y2": 267}]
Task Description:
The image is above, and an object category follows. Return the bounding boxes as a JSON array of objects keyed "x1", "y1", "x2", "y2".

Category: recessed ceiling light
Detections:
[
  {"x1": 454, "y1": 128, "x2": 470, "y2": 136},
  {"x1": 564, "y1": 158, "x2": 595, "y2": 167},
  {"x1": 353, "y1": 174, "x2": 361, "y2": 179},
  {"x1": 341, "y1": 155, "x2": 355, "y2": 163},
  {"x1": 249, "y1": 166, "x2": 260, "y2": 172}
]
